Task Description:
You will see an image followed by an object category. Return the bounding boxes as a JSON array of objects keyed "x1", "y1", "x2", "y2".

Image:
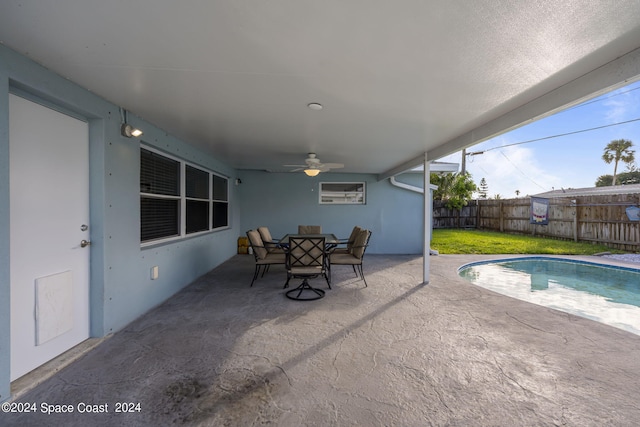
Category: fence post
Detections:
[
  {"x1": 499, "y1": 201, "x2": 504, "y2": 232},
  {"x1": 572, "y1": 199, "x2": 578, "y2": 242}
]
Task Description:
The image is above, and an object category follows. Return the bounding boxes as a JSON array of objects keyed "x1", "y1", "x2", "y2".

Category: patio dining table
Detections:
[{"x1": 279, "y1": 233, "x2": 340, "y2": 246}]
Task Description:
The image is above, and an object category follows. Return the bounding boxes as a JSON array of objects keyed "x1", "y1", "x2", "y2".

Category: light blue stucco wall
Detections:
[
  {"x1": 237, "y1": 170, "x2": 425, "y2": 254},
  {"x1": 0, "y1": 45, "x2": 239, "y2": 400}
]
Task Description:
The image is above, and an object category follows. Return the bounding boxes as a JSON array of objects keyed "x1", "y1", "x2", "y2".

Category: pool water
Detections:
[{"x1": 459, "y1": 257, "x2": 640, "y2": 336}]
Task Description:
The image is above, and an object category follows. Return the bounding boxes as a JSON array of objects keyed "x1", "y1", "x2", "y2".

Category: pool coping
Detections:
[{"x1": 457, "y1": 254, "x2": 640, "y2": 274}]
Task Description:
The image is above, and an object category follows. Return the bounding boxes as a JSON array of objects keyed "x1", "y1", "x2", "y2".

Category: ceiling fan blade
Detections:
[
  {"x1": 284, "y1": 156, "x2": 345, "y2": 173},
  {"x1": 321, "y1": 163, "x2": 344, "y2": 169}
]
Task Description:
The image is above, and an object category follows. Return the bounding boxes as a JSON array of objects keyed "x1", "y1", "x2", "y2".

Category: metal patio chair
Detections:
[
  {"x1": 246, "y1": 229, "x2": 285, "y2": 287},
  {"x1": 329, "y1": 229, "x2": 372, "y2": 287},
  {"x1": 297, "y1": 225, "x2": 322, "y2": 234},
  {"x1": 284, "y1": 236, "x2": 330, "y2": 300}
]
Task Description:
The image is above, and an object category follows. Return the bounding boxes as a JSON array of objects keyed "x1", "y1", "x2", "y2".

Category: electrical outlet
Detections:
[{"x1": 151, "y1": 266, "x2": 159, "y2": 280}]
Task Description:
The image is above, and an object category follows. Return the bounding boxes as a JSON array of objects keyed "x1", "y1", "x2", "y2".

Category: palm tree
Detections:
[{"x1": 602, "y1": 139, "x2": 635, "y2": 185}]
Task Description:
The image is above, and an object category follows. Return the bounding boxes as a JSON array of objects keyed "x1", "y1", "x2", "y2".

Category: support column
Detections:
[
  {"x1": 0, "y1": 66, "x2": 11, "y2": 402},
  {"x1": 423, "y1": 153, "x2": 431, "y2": 284}
]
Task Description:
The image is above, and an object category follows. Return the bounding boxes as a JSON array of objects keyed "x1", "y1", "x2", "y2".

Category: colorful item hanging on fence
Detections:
[
  {"x1": 626, "y1": 206, "x2": 640, "y2": 221},
  {"x1": 530, "y1": 197, "x2": 549, "y2": 225}
]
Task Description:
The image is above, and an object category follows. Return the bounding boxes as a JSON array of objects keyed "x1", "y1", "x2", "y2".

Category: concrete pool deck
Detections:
[{"x1": 4, "y1": 254, "x2": 640, "y2": 426}]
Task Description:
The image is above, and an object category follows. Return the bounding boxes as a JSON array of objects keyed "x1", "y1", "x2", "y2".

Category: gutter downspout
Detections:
[
  {"x1": 389, "y1": 176, "x2": 439, "y2": 194},
  {"x1": 389, "y1": 176, "x2": 425, "y2": 194}
]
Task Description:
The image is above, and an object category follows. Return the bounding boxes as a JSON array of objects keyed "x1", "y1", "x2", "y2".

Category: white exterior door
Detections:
[{"x1": 9, "y1": 94, "x2": 90, "y2": 381}]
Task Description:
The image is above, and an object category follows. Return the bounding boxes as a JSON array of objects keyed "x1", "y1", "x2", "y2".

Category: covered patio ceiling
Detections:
[{"x1": 2, "y1": 1, "x2": 640, "y2": 178}]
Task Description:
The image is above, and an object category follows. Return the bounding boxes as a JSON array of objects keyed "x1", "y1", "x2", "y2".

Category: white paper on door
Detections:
[{"x1": 35, "y1": 270, "x2": 74, "y2": 345}]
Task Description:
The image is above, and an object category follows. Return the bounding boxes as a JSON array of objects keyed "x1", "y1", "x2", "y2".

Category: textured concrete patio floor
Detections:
[{"x1": 4, "y1": 254, "x2": 640, "y2": 426}]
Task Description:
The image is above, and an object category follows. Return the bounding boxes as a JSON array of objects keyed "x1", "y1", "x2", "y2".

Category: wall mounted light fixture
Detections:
[{"x1": 121, "y1": 123, "x2": 143, "y2": 138}]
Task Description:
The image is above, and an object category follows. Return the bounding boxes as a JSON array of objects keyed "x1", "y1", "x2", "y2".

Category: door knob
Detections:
[{"x1": 80, "y1": 239, "x2": 91, "y2": 248}]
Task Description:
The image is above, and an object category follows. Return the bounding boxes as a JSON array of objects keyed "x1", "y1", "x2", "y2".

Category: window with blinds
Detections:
[
  {"x1": 186, "y1": 165, "x2": 209, "y2": 234},
  {"x1": 140, "y1": 147, "x2": 229, "y2": 244},
  {"x1": 141, "y1": 148, "x2": 180, "y2": 241},
  {"x1": 212, "y1": 174, "x2": 229, "y2": 229}
]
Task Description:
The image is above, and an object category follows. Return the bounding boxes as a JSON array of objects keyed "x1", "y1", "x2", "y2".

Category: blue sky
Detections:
[{"x1": 437, "y1": 80, "x2": 640, "y2": 198}]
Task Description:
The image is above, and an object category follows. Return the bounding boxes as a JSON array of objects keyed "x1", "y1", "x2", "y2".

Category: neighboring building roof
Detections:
[{"x1": 533, "y1": 184, "x2": 640, "y2": 198}]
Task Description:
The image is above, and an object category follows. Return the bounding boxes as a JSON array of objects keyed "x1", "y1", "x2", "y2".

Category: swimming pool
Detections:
[{"x1": 458, "y1": 257, "x2": 640, "y2": 336}]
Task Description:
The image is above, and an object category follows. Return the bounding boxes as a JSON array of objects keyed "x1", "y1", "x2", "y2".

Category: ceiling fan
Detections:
[{"x1": 284, "y1": 153, "x2": 344, "y2": 176}]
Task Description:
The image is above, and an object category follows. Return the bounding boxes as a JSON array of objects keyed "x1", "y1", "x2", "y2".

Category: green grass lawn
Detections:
[{"x1": 431, "y1": 229, "x2": 623, "y2": 255}]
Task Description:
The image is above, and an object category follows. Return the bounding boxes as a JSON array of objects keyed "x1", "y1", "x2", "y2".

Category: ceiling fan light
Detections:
[{"x1": 304, "y1": 168, "x2": 320, "y2": 177}]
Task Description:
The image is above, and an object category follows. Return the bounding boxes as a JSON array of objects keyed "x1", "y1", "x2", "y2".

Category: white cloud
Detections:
[
  {"x1": 603, "y1": 99, "x2": 628, "y2": 123},
  {"x1": 602, "y1": 86, "x2": 640, "y2": 123},
  {"x1": 440, "y1": 146, "x2": 559, "y2": 198}
]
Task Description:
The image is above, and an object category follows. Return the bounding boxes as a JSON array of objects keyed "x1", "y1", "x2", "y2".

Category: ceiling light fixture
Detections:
[
  {"x1": 121, "y1": 123, "x2": 144, "y2": 138},
  {"x1": 304, "y1": 168, "x2": 321, "y2": 177},
  {"x1": 307, "y1": 102, "x2": 323, "y2": 111}
]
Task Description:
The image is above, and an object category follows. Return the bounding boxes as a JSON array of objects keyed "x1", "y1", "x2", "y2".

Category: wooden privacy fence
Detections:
[{"x1": 433, "y1": 194, "x2": 640, "y2": 251}]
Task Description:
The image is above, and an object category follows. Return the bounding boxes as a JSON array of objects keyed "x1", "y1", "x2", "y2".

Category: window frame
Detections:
[
  {"x1": 140, "y1": 145, "x2": 229, "y2": 246},
  {"x1": 318, "y1": 181, "x2": 366, "y2": 205}
]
